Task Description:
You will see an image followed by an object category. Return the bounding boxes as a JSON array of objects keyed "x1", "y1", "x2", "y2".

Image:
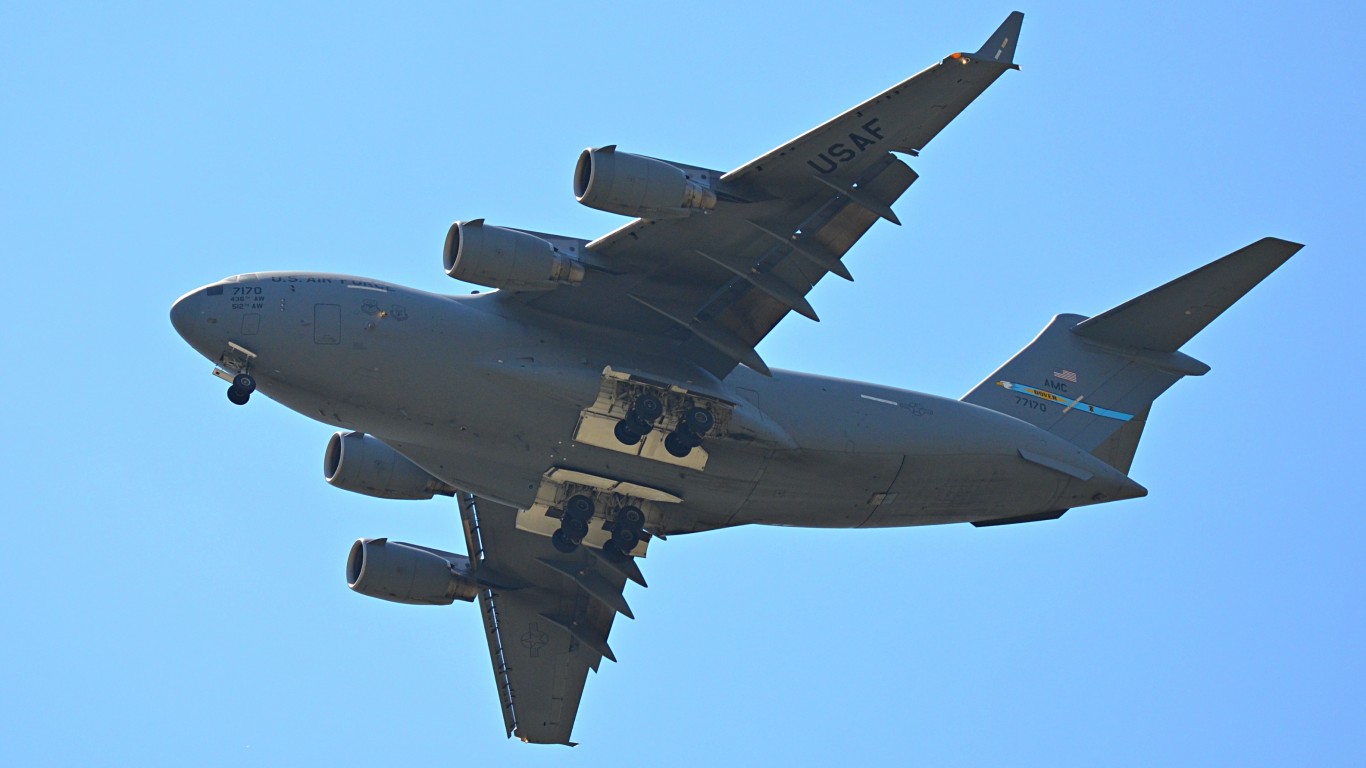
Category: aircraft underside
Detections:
[
  {"x1": 168, "y1": 11, "x2": 1298, "y2": 745},
  {"x1": 246, "y1": 313, "x2": 1144, "y2": 543}
]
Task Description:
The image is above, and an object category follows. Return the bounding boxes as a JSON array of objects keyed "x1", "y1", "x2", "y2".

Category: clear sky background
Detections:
[{"x1": 4, "y1": 2, "x2": 1364, "y2": 765}]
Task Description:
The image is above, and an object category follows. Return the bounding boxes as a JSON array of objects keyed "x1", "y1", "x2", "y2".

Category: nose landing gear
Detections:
[
  {"x1": 215, "y1": 342, "x2": 259, "y2": 407},
  {"x1": 227, "y1": 373, "x2": 256, "y2": 405}
]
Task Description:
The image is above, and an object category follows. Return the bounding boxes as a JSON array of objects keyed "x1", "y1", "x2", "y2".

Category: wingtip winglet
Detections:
[{"x1": 975, "y1": 11, "x2": 1024, "y2": 67}]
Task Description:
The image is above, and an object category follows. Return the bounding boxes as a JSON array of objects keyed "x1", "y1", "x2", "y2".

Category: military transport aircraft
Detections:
[{"x1": 170, "y1": 12, "x2": 1301, "y2": 745}]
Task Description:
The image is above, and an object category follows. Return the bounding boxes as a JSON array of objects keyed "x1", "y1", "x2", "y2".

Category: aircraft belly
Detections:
[
  {"x1": 236, "y1": 295, "x2": 774, "y2": 534},
  {"x1": 861, "y1": 453, "x2": 1066, "y2": 527},
  {"x1": 719, "y1": 370, "x2": 1135, "y2": 528},
  {"x1": 225, "y1": 282, "x2": 1096, "y2": 536},
  {"x1": 735, "y1": 450, "x2": 904, "y2": 528},
  {"x1": 338, "y1": 360, "x2": 772, "y2": 535}
]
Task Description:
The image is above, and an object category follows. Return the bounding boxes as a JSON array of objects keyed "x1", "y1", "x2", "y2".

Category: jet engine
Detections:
[
  {"x1": 346, "y1": 538, "x2": 481, "y2": 605},
  {"x1": 324, "y1": 431, "x2": 457, "y2": 500},
  {"x1": 443, "y1": 220, "x2": 584, "y2": 291},
  {"x1": 574, "y1": 146, "x2": 717, "y2": 219}
]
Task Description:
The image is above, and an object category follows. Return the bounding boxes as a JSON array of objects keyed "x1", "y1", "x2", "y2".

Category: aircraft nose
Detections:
[{"x1": 170, "y1": 288, "x2": 203, "y2": 342}]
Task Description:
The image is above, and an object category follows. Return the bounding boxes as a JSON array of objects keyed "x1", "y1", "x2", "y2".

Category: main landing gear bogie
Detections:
[
  {"x1": 551, "y1": 496, "x2": 648, "y2": 558},
  {"x1": 663, "y1": 406, "x2": 715, "y2": 458},
  {"x1": 611, "y1": 394, "x2": 717, "y2": 458},
  {"x1": 609, "y1": 504, "x2": 646, "y2": 551},
  {"x1": 604, "y1": 504, "x2": 647, "y2": 559},
  {"x1": 553, "y1": 494, "x2": 596, "y2": 553},
  {"x1": 613, "y1": 394, "x2": 664, "y2": 447}
]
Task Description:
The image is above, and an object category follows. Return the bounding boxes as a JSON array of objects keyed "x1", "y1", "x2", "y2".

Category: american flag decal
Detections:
[{"x1": 1052, "y1": 369, "x2": 1079, "y2": 383}]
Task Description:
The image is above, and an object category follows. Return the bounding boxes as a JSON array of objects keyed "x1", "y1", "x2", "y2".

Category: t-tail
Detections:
[{"x1": 961, "y1": 238, "x2": 1302, "y2": 473}]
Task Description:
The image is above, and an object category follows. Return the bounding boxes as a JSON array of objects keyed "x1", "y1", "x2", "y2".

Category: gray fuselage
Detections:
[{"x1": 170, "y1": 272, "x2": 1142, "y2": 534}]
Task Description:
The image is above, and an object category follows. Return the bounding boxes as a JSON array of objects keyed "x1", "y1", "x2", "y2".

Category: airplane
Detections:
[{"x1": 169, "y1": 12, "x2": 1301, "y2": 745}]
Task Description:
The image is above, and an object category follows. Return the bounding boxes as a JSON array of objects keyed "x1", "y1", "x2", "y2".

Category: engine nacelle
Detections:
[
  {"x1": 443, "y1": 220, "x2": 584, "y2": 291},
  {"x1": 346, "y1": 538, "x2": 480, "y2": 605},
  {"x1": 574, "y1": 146, "x2": 717, "y2": 219},
  {"x1": 324, "y1": 431, "x2": 457, "y2": 501}
]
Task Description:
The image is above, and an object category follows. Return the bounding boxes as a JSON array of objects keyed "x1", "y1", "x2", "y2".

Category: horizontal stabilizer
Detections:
[
  {"x1": 974, "y1": 11, "x2": 1024, "y2": 67},
  {"x1": 1073, "y1": 238, "x2": 1303, "y2": 353}
]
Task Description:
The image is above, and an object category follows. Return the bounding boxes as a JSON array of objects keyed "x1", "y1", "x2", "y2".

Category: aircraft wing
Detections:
[
  {"x1": 457, "y1": 494, "x2": 644, "y2": 745},
  {"x1": 506, "y1": 12, "x2": 1023, "y2": 379}
]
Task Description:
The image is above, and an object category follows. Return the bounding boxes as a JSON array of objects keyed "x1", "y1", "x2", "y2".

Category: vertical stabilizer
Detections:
[{"x1": 962, "y1": 238, "x2": 1302, "y2": 467}]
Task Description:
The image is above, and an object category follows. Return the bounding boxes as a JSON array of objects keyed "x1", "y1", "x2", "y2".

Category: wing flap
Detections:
[
  {"x1": 458, "y1": 493, "x2": 635, "y2": 745},
  {"x1": 694, "y1": 248, "x2": 819, "y2": 320},
  {"x1": 538, "y1": 556, "x2": 635, "y2": 619},
  {"x1": 679, "y1": 154, "x2": 920, "y2": 376}
]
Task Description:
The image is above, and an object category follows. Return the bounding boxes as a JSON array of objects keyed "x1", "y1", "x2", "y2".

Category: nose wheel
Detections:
[
  {"x1": 226, "y1": 373, "x2": 256, "y2": 406},
  {"x1": 215, "y1": 342, "x2": 260, "y2": 407}
]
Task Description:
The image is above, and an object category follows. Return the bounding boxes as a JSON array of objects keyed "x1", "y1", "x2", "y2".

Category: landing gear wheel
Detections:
[
  {"x1": 232, "y1": 373, "x2": 257, "y2": 393},
  {"x1": 565, "y1": 495, "x2": 595, "y2": 519},
  {"x1": 226, "y1": 385, "x2": 251, "y2": 405},
  {"x1": 616, "y1": 505, "x2": 645, "y2": 529},
  {"x1": 599, "y1": 540, "x2": 628, "y2": 562},
  {"x1": 613, "y1": 419, "x2": 645, "y2": 446},
  {"x1": 611, "y1": 525, "x2": 641, "y2": 551},
  {"x1": 664, "y1": 430, "x2": 701, "y2": 458},
  {"x1": 632, "y1": 395, "x2": 663, "y2": 423},
  {"x1": 552, "y1": 529, "x2": 579, "y2": 553},
  {"x1": 682, "y1": 407, "x2": 714, "y2": 435},
  {"x1": 557, "y1": 494, "x2": 593, "y2": 544},
  {"x1": 560, "y1": 515, "x2": 590, "y2": 542}
]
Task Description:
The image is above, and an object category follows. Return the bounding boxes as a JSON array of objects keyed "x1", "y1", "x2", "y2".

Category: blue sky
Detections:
[{"x1": 4, "y1": 2, "x2": 1364, "y2": 765}]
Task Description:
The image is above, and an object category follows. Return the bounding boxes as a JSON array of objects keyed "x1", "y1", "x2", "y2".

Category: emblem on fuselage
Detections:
[{"x1": 995, "y1": 380, "x2": 1134, "y2": 422}]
